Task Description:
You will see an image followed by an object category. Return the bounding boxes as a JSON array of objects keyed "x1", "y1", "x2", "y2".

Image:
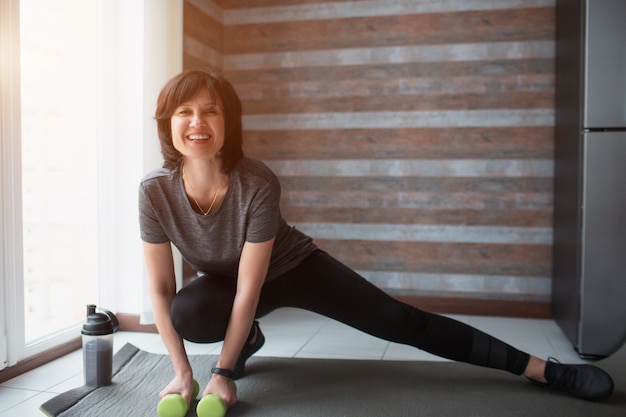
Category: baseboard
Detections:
[{"x1": 116, "y1": 313, "x2": 158, "y2": 333}]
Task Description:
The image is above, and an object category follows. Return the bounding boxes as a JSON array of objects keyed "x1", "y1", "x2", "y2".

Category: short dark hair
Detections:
[{"x1": 154, "y1": 70, "x2": 243, "y2": 173}]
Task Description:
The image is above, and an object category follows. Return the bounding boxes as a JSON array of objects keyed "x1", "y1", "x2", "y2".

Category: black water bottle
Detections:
[{"x1": 82, "y1": 304, "x2": 118, "y2": 387}]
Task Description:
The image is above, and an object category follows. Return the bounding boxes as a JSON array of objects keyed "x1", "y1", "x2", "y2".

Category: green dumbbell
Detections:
[
  {"x1": 196, "y1": 380, "x2": 237, "y2": 417},
  {"x1": 157, "y1": 379, "x2": 200, "y2": 417}
]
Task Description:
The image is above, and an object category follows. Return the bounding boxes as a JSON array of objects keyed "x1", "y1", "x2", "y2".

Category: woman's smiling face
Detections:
[{"x1": 170, "y1": 87, "x2": 225, "y2": 162}]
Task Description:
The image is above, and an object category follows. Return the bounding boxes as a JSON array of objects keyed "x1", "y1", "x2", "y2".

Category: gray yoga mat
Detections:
[{"x1": 41, "y1": 342, "x2": 626, "y2": 417}]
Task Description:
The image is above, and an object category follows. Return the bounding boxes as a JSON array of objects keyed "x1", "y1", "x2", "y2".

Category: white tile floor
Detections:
[{"x1": 0, "y1": 308, "x2": 586, "y2": 417}]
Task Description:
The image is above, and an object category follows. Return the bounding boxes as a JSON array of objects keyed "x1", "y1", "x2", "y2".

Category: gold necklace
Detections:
[{"x1": 182, "y1": 166, "x2": 220, "y2": 216}]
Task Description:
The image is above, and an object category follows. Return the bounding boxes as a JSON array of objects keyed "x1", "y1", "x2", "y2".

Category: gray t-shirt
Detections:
[{"x1": 139, "y1": 156, "x2": 317, "y2": 280}]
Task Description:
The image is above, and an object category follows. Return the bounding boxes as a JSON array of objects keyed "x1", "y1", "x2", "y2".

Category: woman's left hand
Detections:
[{"x1": 203, "y1": 374, "x2": 238, "y2": 407}]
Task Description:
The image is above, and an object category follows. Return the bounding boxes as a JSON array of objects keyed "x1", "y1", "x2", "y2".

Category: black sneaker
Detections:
[
  {"x1": 532, "y1": 358, "x2": 614, "y2": 401},
  {"x1": 232, "y1": 321, "x2": 265, "y2": 380}
]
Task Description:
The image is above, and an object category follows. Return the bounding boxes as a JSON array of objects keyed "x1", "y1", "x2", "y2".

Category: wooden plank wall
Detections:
[
  {"x1": 183, "y1": 1, "x2": 223, "y2": 72},
  {"x1": 183, "y1": 0, "x2": 556, "y2": 318}
]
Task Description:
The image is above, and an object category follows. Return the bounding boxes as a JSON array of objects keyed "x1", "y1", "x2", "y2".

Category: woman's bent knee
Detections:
[{"x1": 169, "y1": 274, "x2": 236, "y2": 343}]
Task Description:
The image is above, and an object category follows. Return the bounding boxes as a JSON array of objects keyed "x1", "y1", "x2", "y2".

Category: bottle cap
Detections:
[{"x1": 81, "y1": 304, "x2": 119, "y2": 336}]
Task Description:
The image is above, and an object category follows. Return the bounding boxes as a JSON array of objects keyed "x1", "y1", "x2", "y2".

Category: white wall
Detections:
[{"x1": 97, "y1": 0, "x2": 182, "y2": 317}]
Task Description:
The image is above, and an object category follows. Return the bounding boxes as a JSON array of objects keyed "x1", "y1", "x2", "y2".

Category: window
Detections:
[
  {"x1": 20, "y1": 0, "x2": 99, "y2": 344},
  {"x1": 1, "y1": 0, "x2": 181, "y2": 369}
]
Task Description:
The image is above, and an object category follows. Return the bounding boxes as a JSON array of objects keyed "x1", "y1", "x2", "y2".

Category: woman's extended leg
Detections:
[
  {"x1": 258, "y1": 250, "x2": 530, "y2": 374},
  {"x1": 258, "y1": 250, "x2": 614, "y2": 400}
]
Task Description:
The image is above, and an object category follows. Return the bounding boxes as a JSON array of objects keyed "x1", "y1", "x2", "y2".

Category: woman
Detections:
[{"x1": 139, "y1": 70, "x2": 614, "y2": 409}]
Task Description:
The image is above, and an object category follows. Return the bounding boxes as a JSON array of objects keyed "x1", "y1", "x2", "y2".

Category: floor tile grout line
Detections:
[
  {"x1": 380, "y1": 341, "x2": 392, "y2": 360},
  {"x1": 44, "y1": 371, "x2": 84, "y2": 393},
  {"x1": 541, "y1": 321, "x2": 563, "y2": 361},
  {"x1": 0, "y1": 386, "x2": 42, "y2": 393},
  {"x1": 292, "y1": 317, "x2": 332, "y2": 358},
  {"x1": 0, "y1": 387, "x2": 44, "y2": 414}
]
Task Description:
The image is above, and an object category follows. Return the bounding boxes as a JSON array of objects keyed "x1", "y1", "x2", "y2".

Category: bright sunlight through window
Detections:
[{"x1": 20, "y1": 0, "x2": 98, "y2": 343}]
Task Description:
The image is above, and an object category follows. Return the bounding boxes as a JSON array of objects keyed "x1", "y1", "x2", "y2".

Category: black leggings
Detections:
[{"x1": 171, "y1": 250, "x2": 530, "y2": 375}]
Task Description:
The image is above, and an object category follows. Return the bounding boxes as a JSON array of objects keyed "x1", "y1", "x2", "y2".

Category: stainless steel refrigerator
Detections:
[{"x1": 553, "y1": 0, "x2": 626, "y2": 358}]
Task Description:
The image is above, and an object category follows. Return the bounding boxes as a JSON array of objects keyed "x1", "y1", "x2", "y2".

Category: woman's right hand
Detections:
[{"x1": 160, "y1": 374, "x2": 195, "y2": 405}]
